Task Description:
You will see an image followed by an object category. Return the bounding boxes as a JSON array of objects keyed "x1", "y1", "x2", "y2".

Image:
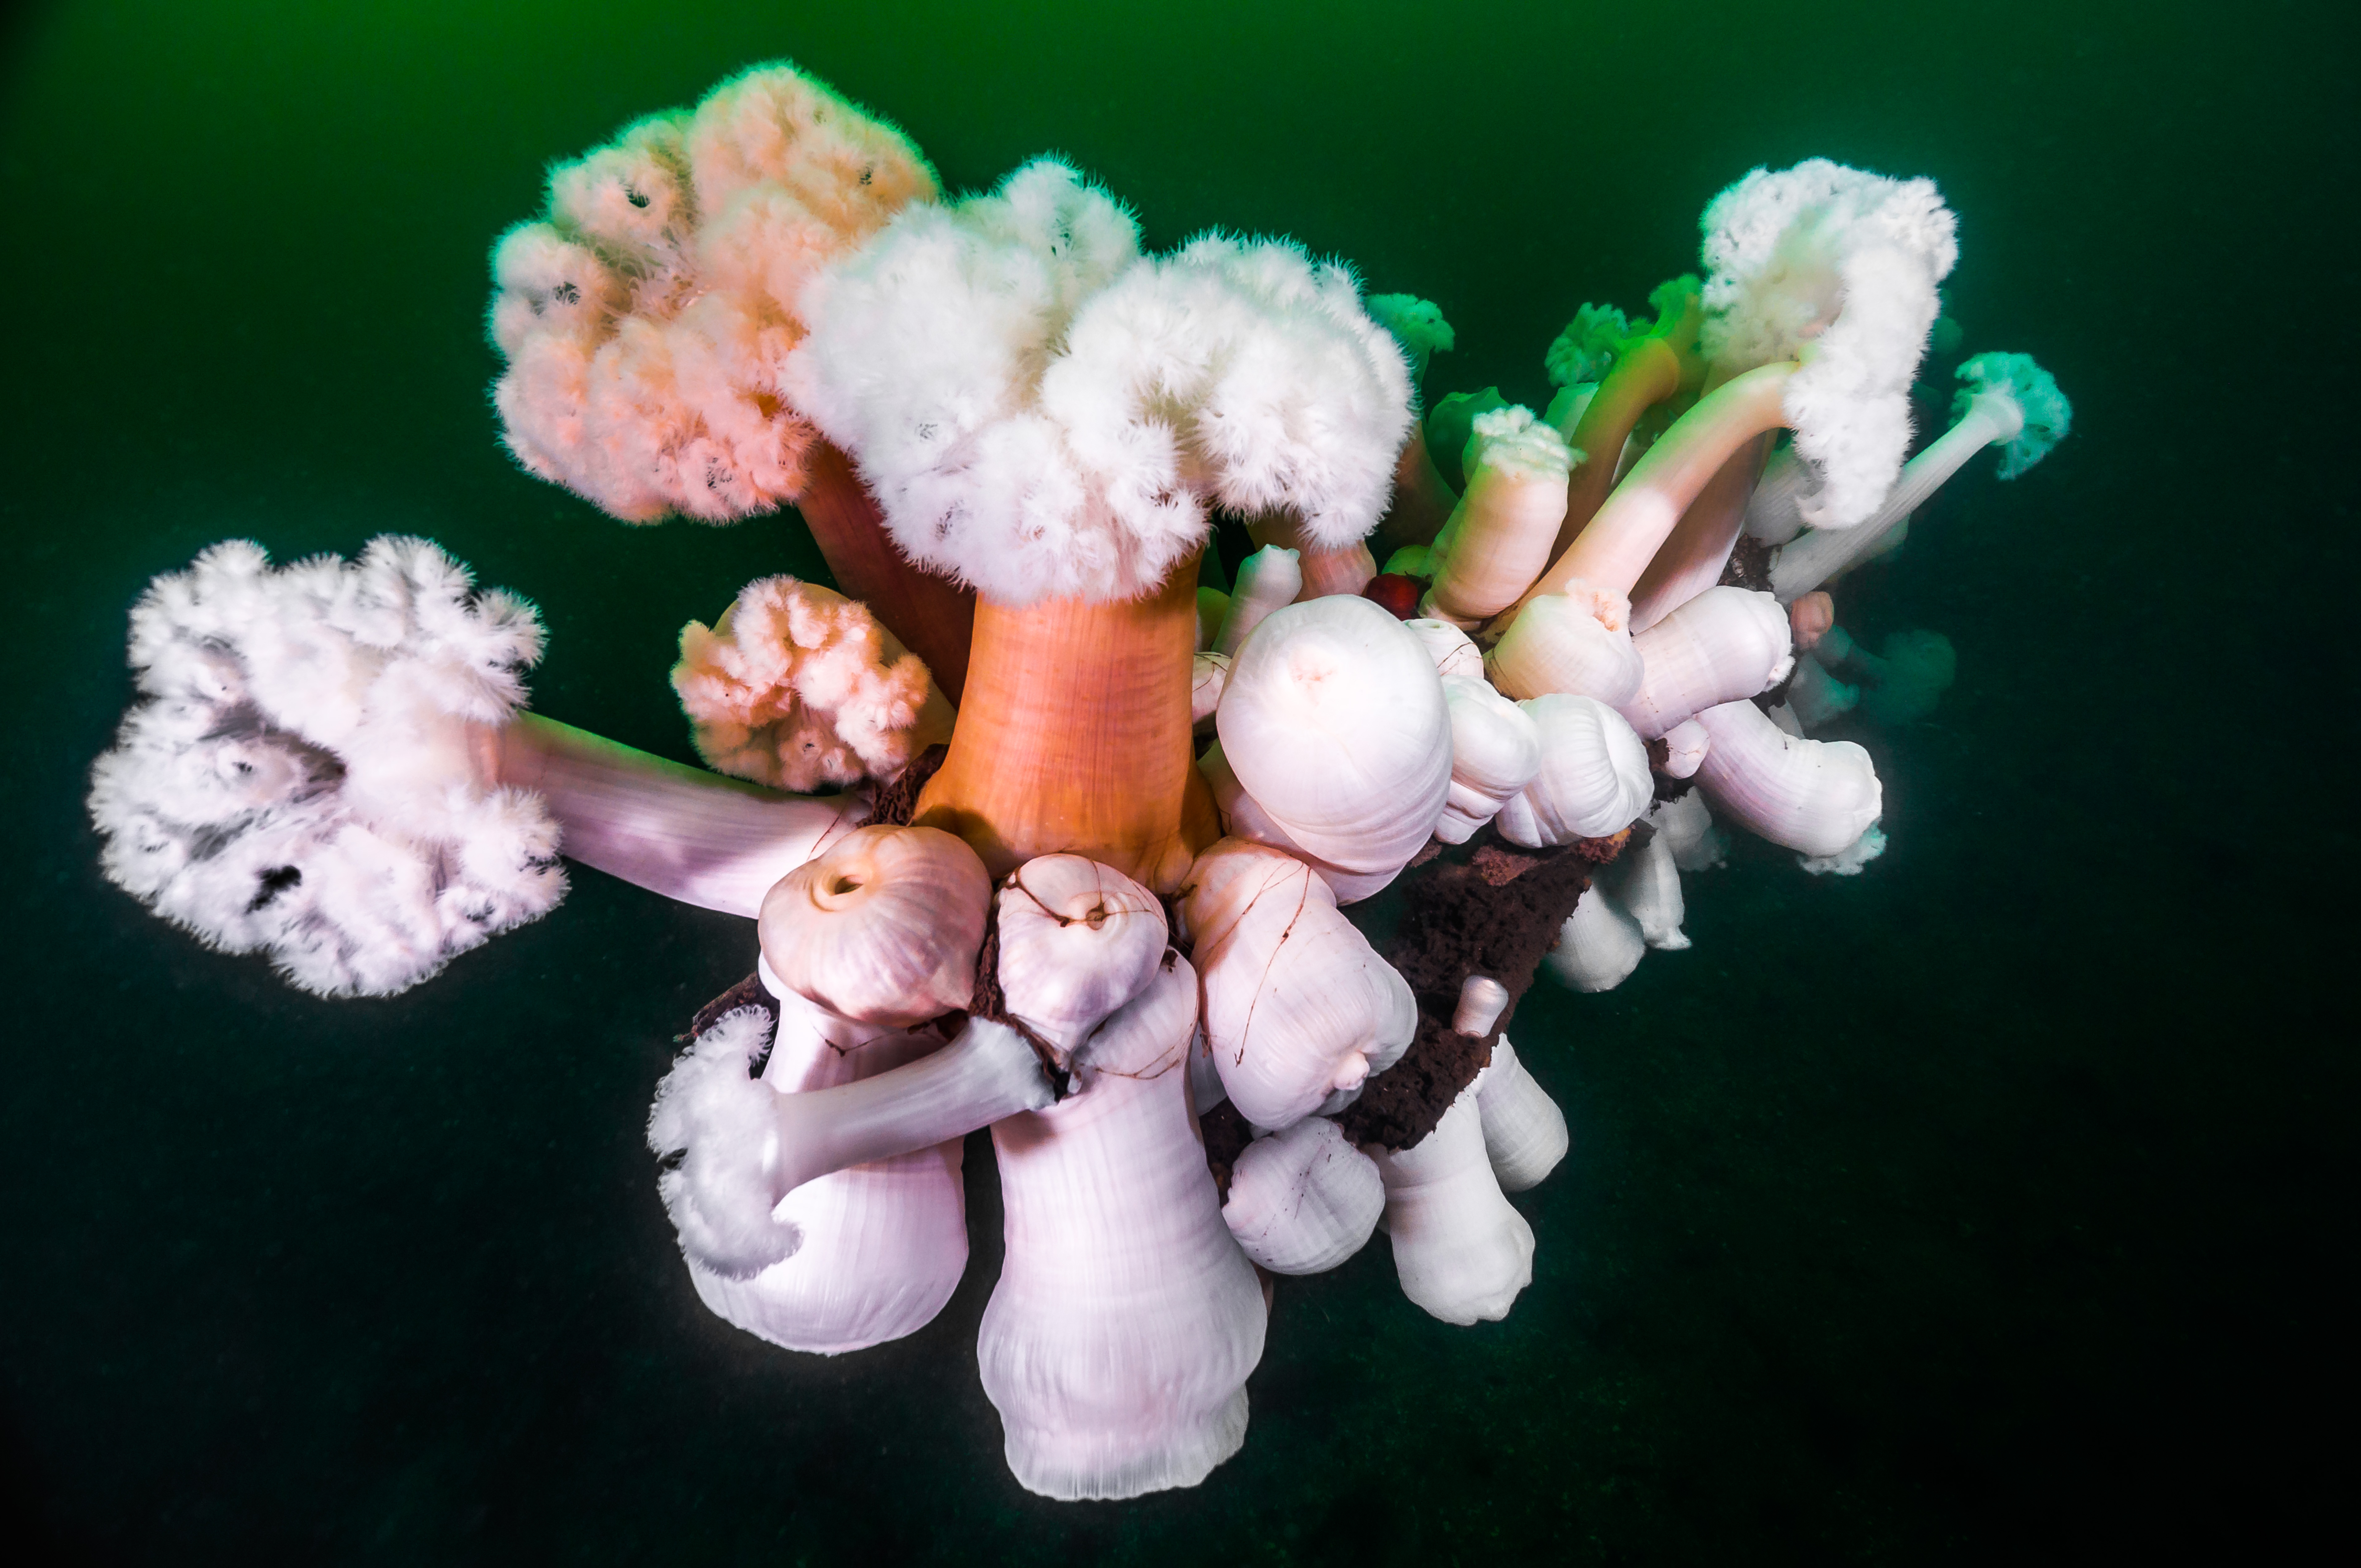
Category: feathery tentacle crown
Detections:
[
  {"x1": 1955, "y1": 351, "x2": 2073, "y2": 479},
  {"x1": 786, "y1": 159, "x2": 1415, "y2": 605},
  {"x1": 489, "y1": 63, "x2": 937, "y2": 522},
  {"x1": 672, "y1": 575, "x2": 953, "y2": 790},
  {"x1": 87, "y1": 538, "x2": 564, "y2": 997},
  {"x1": 1699, "y1": 159, "x2": 1957, "y2": 528}
]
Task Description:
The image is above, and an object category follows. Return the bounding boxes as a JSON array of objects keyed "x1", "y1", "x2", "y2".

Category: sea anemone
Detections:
[{"x1": 90, "y1": 63, "x2": 2075, "y2": 1501}]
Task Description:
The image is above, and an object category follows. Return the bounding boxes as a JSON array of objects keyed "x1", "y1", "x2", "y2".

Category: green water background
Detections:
[{"x1": 2, "y1": 1, "x2": 2351, "y2": 1559}]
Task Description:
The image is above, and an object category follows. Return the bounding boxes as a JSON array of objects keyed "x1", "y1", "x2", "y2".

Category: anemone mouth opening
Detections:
[{"x1": 825, "y1": 873, "x2": 864, "y2": 897}]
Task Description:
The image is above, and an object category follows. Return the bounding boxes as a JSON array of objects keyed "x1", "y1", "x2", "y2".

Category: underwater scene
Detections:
[{"x1": 1, "y1": 0, "x2": 2350, "y2": 1560}]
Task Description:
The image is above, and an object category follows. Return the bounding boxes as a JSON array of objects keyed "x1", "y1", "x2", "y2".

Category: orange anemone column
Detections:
[{"x1": 913, "y1": 558, "x2": 1219, "y2": 892}]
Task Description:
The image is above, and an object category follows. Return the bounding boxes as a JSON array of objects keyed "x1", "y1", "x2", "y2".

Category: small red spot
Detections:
[{"x1": 1361, "y1": 573, "x2": 1423, "y2": 620}]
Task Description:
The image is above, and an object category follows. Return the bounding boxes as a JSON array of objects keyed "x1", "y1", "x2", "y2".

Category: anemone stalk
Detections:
[{"x1": 913, "y1": 560, "x2": 1219, "y2": 890}]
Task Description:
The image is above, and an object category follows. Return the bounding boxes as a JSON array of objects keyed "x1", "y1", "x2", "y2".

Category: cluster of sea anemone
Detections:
[{"x1": 86, "y1": 62, "x2": 2069, "y2": 1500}]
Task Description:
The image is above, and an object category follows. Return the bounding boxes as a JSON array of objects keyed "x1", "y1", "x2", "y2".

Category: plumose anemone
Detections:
[{"x1": 86, "y1": 60, "x2": 2071, "y2": 1499}]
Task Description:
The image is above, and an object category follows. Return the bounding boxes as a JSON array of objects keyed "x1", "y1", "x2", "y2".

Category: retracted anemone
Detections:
[
  {"x1": 88, "y1": 538, "x2": 564, "y2": 997},
  {"x1": 1691, "y1": 699, "x2": 1884, "y2": 863},
  {"x1": 1222, "y1": 1117, "x2": 1385, "y2": 1275},
  {"x1": 1182, "y1": 838, "x2": 1417, "y2": 1131},
  {"x1": 1208, "y1": 595, "x2": 1452, "y2": 898},
  {"x1": 1374, "y1": 1084, "x2": 1534, "y2": 1324}
]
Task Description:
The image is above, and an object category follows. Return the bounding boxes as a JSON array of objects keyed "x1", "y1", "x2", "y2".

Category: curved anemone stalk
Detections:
[
  {"x1": 647, "y1": 1005, "x2": 1054, "y2": 1284},
  {"x1": 489, "y1": 713, "x2": 863, "y2": 918},
  {"x1": 1375, "y1": 421, "x2": 1461, "y2": 555},
  {"x1": 1626, "y1": 430, "x2": 1776, "y2": 633},
  {"x1": 912, "y1": 559, "x2": 1220, "y2": 891},
  {"x1": 980, "y1": 955, "x2": 1267, "y2": 1501},
  {"x1": 1768, "y1": 353, "x2": 2070, "y2": 601},
  {"x1": 762, "y1": 1015, "x2": 1057, "y2": 1195},
  {"x1": 1509, "y1": 361, "x2": 1798, "y2": 617}
]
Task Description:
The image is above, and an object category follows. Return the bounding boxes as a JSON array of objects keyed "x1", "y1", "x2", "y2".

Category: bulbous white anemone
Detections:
[
  {"x1": 1690, "y1": 699, "x2": 1883, "y2": 860},
  {"x1": 1471, "y1": 1039, "x2": 1570, "y2": 1193},
  {"x1": 1222, "y1": 1117, "x2": 1385, "y2": 1276},
  {"x1": 1436, "y1": 676, "x2": 1544, "y2": 845},
  {"x1": 1182, "y1": 839, "x2": 1417, "y2": 1131},
  {"x1": 1487, "y1": 584, "x2": 1645, "y2": 706},
  {"x1": 87, "y1": 537, "x2": 563, "y2": 997},
  {"x1": 1619, "y1": 586, "x2": 1795, "y2": 739},
  {"x1": 1494, "y1": 695, "x2": 1653, "y2": 846},
  {"x1": 759, "y1": 824, "x2": 989, "y2": 1026},
  {"x1": 980, "y1": 953, "x2": 1267, "y2": 1501},
  {"x1": 1214, "y1": 595, "x2": 1451, "y2": 878},
  {"x1": 1656, "y1": 717, "x2": 1710, "y2": 779},
  {"x1": 1374, "y1": 1086, "x2": 1535, "y2": 1324},
  {"x1": 1544, "y1": 884, "x2": 1648, "y2": 994},
  {"x1": 994, "y1": 854, "x2": 1170, "y2": 1059}
]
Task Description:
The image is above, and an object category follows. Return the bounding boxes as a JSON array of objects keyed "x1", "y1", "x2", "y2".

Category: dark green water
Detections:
[{"x1": 3, "y1": 2, "x2": 2351, "y2": 1560}]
